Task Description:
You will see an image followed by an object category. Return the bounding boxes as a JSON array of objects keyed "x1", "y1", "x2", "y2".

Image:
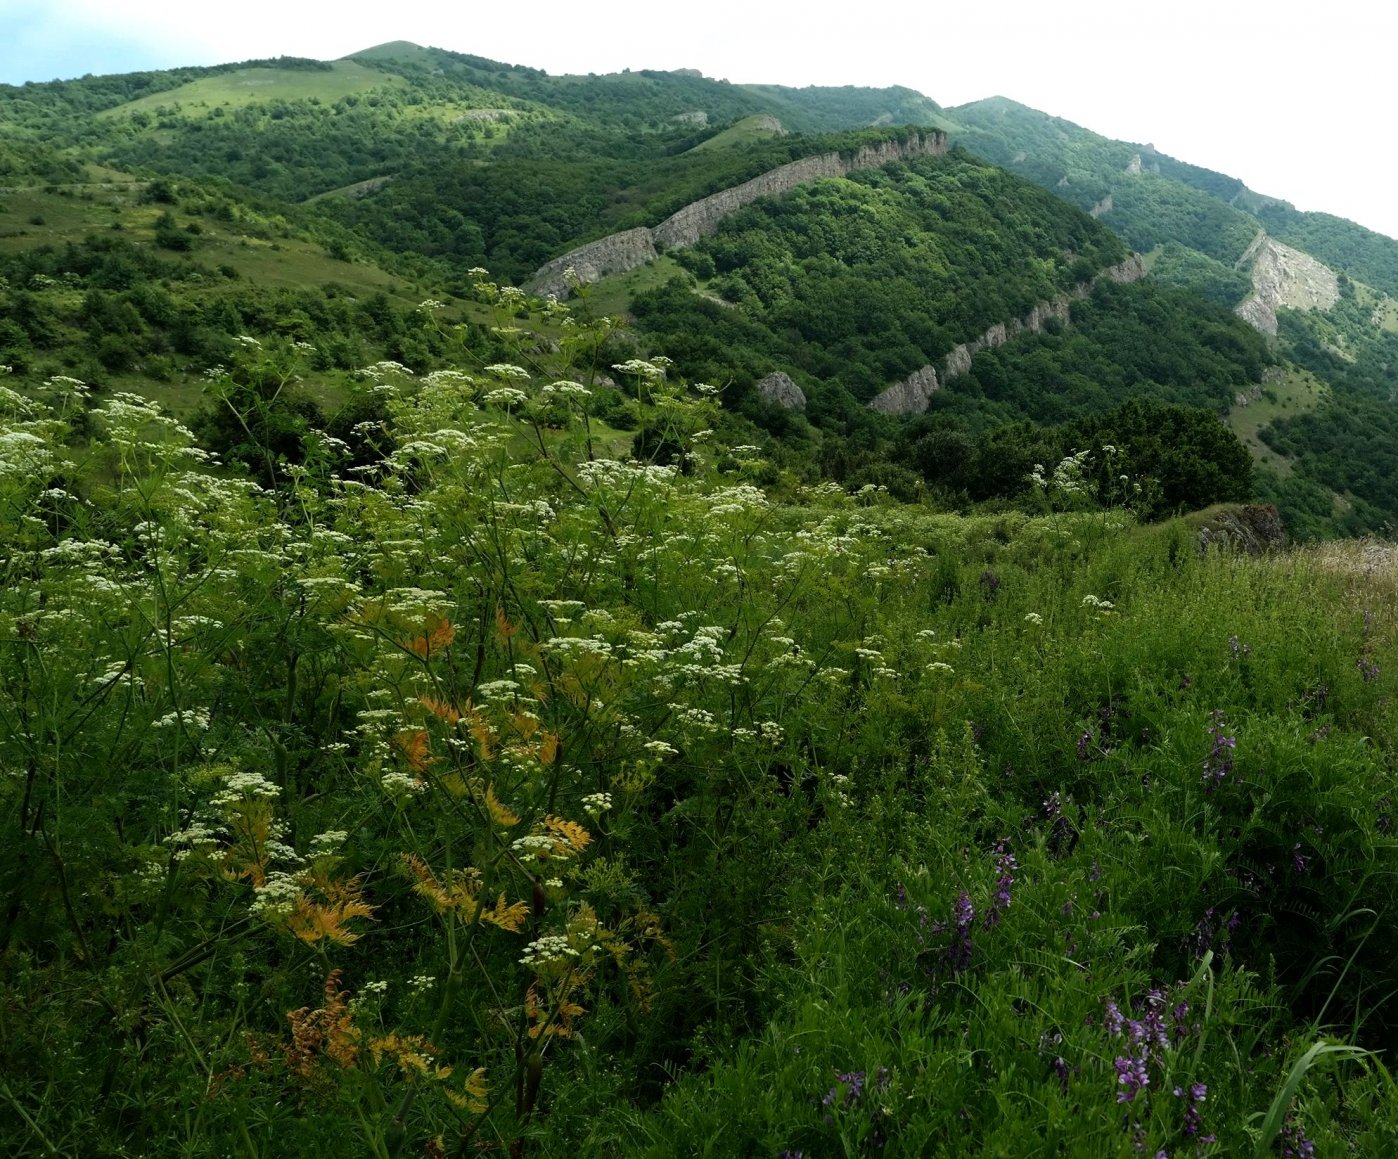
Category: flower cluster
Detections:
[
  {"x1": 1099, "y1": 987, "x2": 1213, "y2": 1148},
  {"x1": 1201, "y1": 710, "x2": 1235, "y2": 790}
]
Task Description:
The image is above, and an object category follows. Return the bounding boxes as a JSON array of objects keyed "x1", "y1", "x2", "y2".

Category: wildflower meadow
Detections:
[{"x1": 2, "y1": 281, "x2": 1397, "y2": 1156}]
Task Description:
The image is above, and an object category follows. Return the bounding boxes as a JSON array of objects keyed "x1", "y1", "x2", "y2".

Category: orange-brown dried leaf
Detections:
[
  {"x1": 407, "y1": 616, "x2": 456, "y2": 659},
  {"x1": 287, "y1": 875, "x2": 376, "y2": 946},
  {"x1": 282, "y1": 971, "x2": 360, "y2": 1078},
  {"x1": 495, "y1": 605, "x2": 518, "y2": 643},
  {"x1": 420, "y1": 696, "x2": 462, "y2": 725},
  {"x1": 484, "y1": 786, "x2": 520, "y2": 828},
  {"x1": 467, "y1": 712, "x2": 496, "y2": 762},
  {"x1": 394, "y1": 729, "x2": 438, "y2": 773},
  {"x1": 479, "y1": 893, "x2": 529, "y2": 933},
  {"x1": 543, "y1": 816, "x2": 591, "y2": 858}
]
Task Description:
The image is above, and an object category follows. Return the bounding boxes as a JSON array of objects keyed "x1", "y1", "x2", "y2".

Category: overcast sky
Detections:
[{"x1": 4, "y1": 0, "x2": 1396, "y2": 239}]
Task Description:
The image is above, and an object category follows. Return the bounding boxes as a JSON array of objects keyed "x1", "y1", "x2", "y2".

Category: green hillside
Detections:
[
  {"x1": 2, "y1": 283, "x2": 1397, "y2": 1158},
  {"x1": 0, "y1": 50, "x2": 1276, "y2": 527},
  {"x1": 9, "y1": 39, "x2": 1398, "y2": 1159},
  {"x1": 951, "y1": 96, "x2": 1398, "y2": 535},
  {"x1": 97, "y1": 60, "x2": 400, "y2": 119}
]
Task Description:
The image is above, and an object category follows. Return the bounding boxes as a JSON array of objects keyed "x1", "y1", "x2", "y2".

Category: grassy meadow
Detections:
[{"x1": 2, "y1": 283, "x2": 1397, "y2": 1157}]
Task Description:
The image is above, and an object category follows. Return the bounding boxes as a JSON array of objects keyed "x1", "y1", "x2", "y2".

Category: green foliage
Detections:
[
  {"x1": 633, "y1": 151, "x2": 1125, "y2": 405},
  {"x1": 1147, "y1": 241, "x2": 1255, "y2": 307},
  {"x1": 948, "y1": 279, "x2": 1270, "y2": 425},
  {"x1": 2, "y1": 298, "x2": 1397, "y2": 1156}
]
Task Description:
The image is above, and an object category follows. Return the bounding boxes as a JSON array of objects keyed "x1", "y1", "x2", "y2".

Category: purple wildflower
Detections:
[
  {"x1": 835, "y1": 1070, "x2": 866, "y2": 1106},
  {"x1": 1174, "y1": 1081, "x2": 1211, "y2": 1141},
  {"x1": 1292, "y1": 844, "x2": 1309, "y2": 874},
  {"x1": 1078, "y1": 730, "x2": 1094, "y2": 760},
  {"x1": 984, "y1": 843, "x2": 1017, "y2": 928},
  {"x1": 1202, "y1": 710, "x2": 1235, "y2": 789},
  {"x1": 1171, "y1": 1001, "x2": 1191, "y2": 1044},
  {"x1": 1114, "y1": 1052, "x2": 1150, "y2": 1102},
  {"x1": 1279, "y1": 1116, "x2": 1315, "y2": 1158},
  {"x1": 1105, "y1": 998, "x2": 1125, "y2": 1036},
  {"x1": 1138, "y1": 991, "x2": 1169, "y2": 1051},
  {"x1": 949, "y1": 890, "x2": 975, "y2": 974},
  {"x1": 1358, "y1": 655, "x2": 1380, "y2": 683}
]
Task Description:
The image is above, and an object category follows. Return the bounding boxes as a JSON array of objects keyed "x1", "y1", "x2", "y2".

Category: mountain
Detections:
[
  {"x1": 8, "y1": 45, "x2": 1398, "y2": 1159},
  {"x1": 950, "y1": 96, "x2": 1398, "y2": 536},
  {"x1": 7, "y1": 43, "x2": 1398, "y2": 534}
]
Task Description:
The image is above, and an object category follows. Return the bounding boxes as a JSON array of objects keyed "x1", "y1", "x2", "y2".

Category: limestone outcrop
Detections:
[
  {"x1": 1193, "y1": 504, "x2": 1286, "y2": 555},
  {"x1": 529, "y1": 228, "x2": 658, "y2": 301},
  {"x1": 528, "y1": 132, "x2": 947, "y2": 297},
  {"x1": 755, "y1": 371, "x2": 807, "y2": 410},
  {"x1": 869, "y1": 365, "x2": 938, "y2": 415},
  {"x1": 867, "y1": 254, "x2": 1146, "y2": 415},
  {"x1": 1232, "y1": 233, "x2": 1339, "y2": 337},
  {"x1": 1089, "y1": 194, "x2": 1113, "y2": 218}
]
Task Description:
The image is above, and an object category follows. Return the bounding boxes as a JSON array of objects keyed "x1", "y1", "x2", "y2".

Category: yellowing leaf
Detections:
[
  {"x1": 480, "y1": 893, "x2": 529, "y2": 933},
  {"x1": 407, "y1": 615, "x2": 456, "y2": 660},
  {"x1": 394, "y1": 729, "x2": 437, "y2": 772},
  {"x1": 484, "y1": 786, "x2": 520, "y2": 828},
  {"x1": 543, "y1": 815, "x2": 591, "y2": 859},
  {"x1": 420, "y1": 696, "x2": 462, "y2": 725}
]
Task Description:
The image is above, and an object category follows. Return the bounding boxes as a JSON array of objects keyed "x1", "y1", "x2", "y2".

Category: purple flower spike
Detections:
[{"x1": 1114, "y1": 1052, "x2": 1150, "y2": 1102}]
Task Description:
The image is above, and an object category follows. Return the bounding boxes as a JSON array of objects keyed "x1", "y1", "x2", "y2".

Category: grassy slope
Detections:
[
  {"x1": 1226, "y1": 364, "x2": 1327, "y2": 476},
  {"x1": 687, "y1": 115, "x2": 788, "y2": 152},
  {"x1": 96, "y1": 61, "x2": 401, "y2": 118}
]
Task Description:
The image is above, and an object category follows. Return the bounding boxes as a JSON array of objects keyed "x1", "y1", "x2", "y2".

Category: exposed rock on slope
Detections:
[
  {"x1": 1233, "y1": 232, "x2": 1339, "y2": 337},
  {"x1": 756, "y1": 371, "x2": 806, "y2": 410},
  {"x1": 529, "y1": 132, "x2": 947, "y2": 297},
  {"x1": 1192, "y1": 505, "x2": 1286, "y2": 554},
  {"x1": 867, "y1": 255, "x2": 1147, "y2": 415},
  {"x1": 869, "y1": 365, "x2": 938, "y2": 415}
]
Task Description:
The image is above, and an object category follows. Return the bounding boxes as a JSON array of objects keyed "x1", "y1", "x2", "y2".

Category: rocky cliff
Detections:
[
  {"x1": 867, "y1": 254, "x2": 1146, "y2": 415},
  {"x1": 529, "y1": 228, "x2": 658, "y2": 301},
  {"x1": 528, "y1": 131, "x2": 947, "y2": 298},
  {"x1": 1232, "y1": 233, "x2": 1339, "y2": 337},
  {"x1": 756, "y1": 371, "x2": 807, "y2": 410},
  {"x1": 869, "y1": 364, "x2": 938, "y2": 415}
]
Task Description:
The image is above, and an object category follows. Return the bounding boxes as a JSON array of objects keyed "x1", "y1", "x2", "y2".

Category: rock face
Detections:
[
  {"x1": 867, "y1": 254, "x2": 1147, "y2": 414},
  {"x1": 1195, "y1": 505, "x2": 1286, "y2": 555},
  {"x1": 755, "y1": 371, "x2": 806, "y2": 410},
  {"x1": 528, "y1": 131, "x2": 947, "y2": 297},
  {"x1": 1125, "y1": 153, "x2": 1142, "y2": 177},
  {"x1": 869, "y1": 365, "x2": 938, "y2": 415},
  {"x1": 1089, "y1": 193, "x2": 1113, "y2": 218},
  {"x1": 529, "y1": 228, "x2": 658, "y2": 300},
  {"x1": 1232, "y1": 233, "x2": 1339, "y2": 336},
  {"x1": 1235, "y1": 295, "x2": 1279, "y2": 336},
  {"x1": 674, "y1": 110, "x2": 709, "y2": 125}
]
